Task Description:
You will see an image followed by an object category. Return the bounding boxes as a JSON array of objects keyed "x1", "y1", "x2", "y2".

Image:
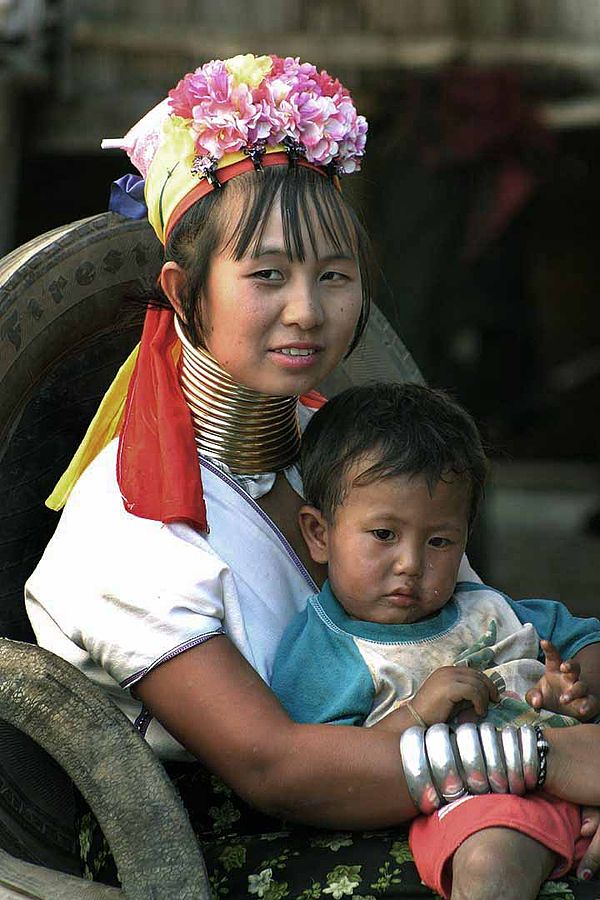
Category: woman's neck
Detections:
[{"x1": 175, "y1": 318, "x2": 301, "y2": 475}]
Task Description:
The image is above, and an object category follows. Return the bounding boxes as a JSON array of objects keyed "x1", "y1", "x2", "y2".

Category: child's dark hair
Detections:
[{"x1": 301, "y1": 382, "x2": 487, "y2": 526}]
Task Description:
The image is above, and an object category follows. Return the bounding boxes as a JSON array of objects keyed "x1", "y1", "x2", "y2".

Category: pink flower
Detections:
[
  {"x1": 252, "y1": 77, "x2": 301, "y2": 145},
  {"x1": 163, "y1": 54, "x2": 366, "y2": 172},
  {"x1": 181, "y1": 70, "x2": 261, "y2": 159},
  {"x1": 337, "y1": 115, "x2": 368, "y2": 172},
  {"x1": 169, "y1": 60, "x2": 231, "y2": 118}
]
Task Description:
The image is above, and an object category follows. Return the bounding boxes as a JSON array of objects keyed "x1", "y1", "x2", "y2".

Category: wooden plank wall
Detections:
[{"x1": 32, "y1": 0, "x2": 600, "y2": 153}]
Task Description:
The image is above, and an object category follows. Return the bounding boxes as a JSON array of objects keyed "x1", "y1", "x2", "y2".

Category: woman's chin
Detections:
[{"x1": 233, "y1": 360, "x2": 330, "y2": 397}]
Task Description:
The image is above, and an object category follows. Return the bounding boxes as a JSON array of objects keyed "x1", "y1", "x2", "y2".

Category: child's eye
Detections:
[
  {"x1": 429, "y1": 537, "x2": 453, "y2": 549},
  {"x1": 372, "y1": 529, "x2": 395, "y2": 542},
  {"x1": 252, "y1": 269, "x2": 284, "y2": 281}
]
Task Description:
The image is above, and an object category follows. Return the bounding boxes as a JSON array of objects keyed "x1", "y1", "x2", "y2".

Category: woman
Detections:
[{"x1": 26, "y1": 54, "x2": 600, "y2": 898}]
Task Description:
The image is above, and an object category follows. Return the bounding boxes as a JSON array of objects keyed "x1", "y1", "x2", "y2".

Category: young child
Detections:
[{"x1": 271, "y1": 382, "x2": 600, "y2": 900}]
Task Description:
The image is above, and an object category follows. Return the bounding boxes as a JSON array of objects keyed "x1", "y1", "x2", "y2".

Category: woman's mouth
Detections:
[
  {"x1": 269, "y1": 345, "x2": 322, "y2": 368},
  {"x1": 276, "y1": 348, "x2": 316, "y2": 357}
]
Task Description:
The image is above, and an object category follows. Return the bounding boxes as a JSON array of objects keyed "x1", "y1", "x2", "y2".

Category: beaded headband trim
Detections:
[{"x1": 102, "y1": 53, "x2": 367, "y2": 244}]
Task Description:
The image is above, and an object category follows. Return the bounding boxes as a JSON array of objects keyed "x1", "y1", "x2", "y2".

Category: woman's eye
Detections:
[
  {"x1": 372, "y1": 529, "x2": 395, "y2": 542},
  {"x1": 320, "y1": 270, "x2": 348, "y2": 282},
  {"x1": 429, "y1": 537, "x2": 452, "y2": 549},
  {"x1": 252, "y1": 269, "x2": 284, "y2": 281}
]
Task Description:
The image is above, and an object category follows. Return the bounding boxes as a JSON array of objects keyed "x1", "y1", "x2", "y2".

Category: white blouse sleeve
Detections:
[{"x1": 26, "y1": 442, "x2": 232, "y2": 689}]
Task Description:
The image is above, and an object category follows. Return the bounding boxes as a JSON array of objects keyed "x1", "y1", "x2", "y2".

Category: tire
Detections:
[
  {"x1": 0, "y1": 638, "x2": 210, "y2": 899},
  {"x1": 0, "y1": 212, "x2": 163, "y2": 453}
]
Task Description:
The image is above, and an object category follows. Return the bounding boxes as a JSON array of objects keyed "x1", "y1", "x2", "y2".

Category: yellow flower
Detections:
[{"x1": 226, "y1": 54, "x2": 272, "y2": 89}]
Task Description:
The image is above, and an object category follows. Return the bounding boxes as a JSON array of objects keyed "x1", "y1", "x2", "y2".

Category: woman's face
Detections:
[{"x1": 197, "y1": 194, "x2": 363, "y2": 395}]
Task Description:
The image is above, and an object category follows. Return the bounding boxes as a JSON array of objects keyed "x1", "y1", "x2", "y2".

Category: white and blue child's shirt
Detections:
[{"x1": 271, "y1": 580, "x2": 600, "y2": 729}]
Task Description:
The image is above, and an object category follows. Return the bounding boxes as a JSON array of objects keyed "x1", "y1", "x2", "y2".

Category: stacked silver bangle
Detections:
[{"x1": 400, "y1": 722, "x2": 549, "y2": 814}]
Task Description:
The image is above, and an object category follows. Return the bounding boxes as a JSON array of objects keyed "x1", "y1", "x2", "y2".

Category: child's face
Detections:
[{"x1": 301, "y1": 462, "x2": 471, "y2": 625}]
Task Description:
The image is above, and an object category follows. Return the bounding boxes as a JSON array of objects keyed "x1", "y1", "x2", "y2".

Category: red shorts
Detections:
[{"x1": 409, "y1": 792, "x2": 590, "y2": 900}]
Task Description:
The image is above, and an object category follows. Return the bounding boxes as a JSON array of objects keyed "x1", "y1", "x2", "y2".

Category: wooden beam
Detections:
[
  {"x1": 72, "y1": 20, "x2": 600, "y2": 72},
  {"x1": 539, "y1": 96, "x2": 600, "y2": 129}
]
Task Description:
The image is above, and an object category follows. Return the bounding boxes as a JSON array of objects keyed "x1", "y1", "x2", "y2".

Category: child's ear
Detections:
[
  {"x1": 298, "y1": 505, "x2": 330, "y2": 564},
  {"x1": 160, "y1": 261, "x2": 188, "y2": 322}
]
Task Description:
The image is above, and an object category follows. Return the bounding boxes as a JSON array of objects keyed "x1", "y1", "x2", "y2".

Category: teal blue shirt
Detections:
[{"x1": 271, "y1": 580, "x2": 600, "y2": 727}]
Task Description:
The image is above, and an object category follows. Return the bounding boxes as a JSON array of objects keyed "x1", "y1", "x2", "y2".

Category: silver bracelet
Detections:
[
  {"x1": 478, "y1": 721, "x2": 508, "y2": 793},
  {"x1": 425, "y1": 724, "x2": 467, "y2": 802},
  {"x1": 399, "y1": 722, "x2": 549, "y2": 814},
  {"x1": 520, "y1": 725, "x2": 539, "y2": 791},
  {"x1": 454, "y1": 723, "x2": 490, "y2": 794},
  {"x1": 399, "y1": 726, "x2": 442, "y2": 814},
  {"x1": 501, "y1": 727, "x2": 526, "y2": 795}
]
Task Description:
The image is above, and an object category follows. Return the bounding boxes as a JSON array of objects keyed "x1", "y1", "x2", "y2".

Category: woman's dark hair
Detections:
[
  {"x1": 301, "y1": 382, "x2": 488, "y2": 526},
  {"x1": 152, "y1": 164, "x2": 373, "y2": 354}
]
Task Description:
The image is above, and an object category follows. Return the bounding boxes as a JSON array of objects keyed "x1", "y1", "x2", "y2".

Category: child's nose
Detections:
[{"x1": 394, "y1": 543, "x2": 423, "y2": 577}]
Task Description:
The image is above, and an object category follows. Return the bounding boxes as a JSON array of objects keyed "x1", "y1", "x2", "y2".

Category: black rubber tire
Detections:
[
  {"x1": 0, "y1": 717, "x2": 80, "y2": 876},
  {"x1": 0, "y1": 638, "x2": 210, "y2": 899},
  {"x1": 0, "y1": 212, "x2": 163, "y2": 453}
]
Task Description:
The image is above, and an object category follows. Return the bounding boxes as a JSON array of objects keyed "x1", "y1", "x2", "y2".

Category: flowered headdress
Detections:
[
  {"x1": 48, "y1": 55, "x2": 367, "y2": 530},
  {"x1": 103, "y1": 54, "x2": 367, "y2": 244}
]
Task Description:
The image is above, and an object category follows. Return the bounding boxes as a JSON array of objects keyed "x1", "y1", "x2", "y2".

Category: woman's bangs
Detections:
[{"x1": 223, "y1": 167, "x2": 359, "y2": 263}]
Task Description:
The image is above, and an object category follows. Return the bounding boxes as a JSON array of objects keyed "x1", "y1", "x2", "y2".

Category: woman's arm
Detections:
[{"x1": 135, "y1": 634, "x2": 417, "y2": 829}]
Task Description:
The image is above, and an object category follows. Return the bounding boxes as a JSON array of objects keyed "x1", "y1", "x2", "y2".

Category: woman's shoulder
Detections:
[
  {"x1": 297, "y1": 393, "x2": 324, "y2": 433},
  {"x1": 46, "y1": 440, "x2": 227, "y2": 579}
]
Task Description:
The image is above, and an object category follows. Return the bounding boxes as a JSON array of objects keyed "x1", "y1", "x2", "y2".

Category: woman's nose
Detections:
[{"x1": 280, "y1": 280, "x2": 325, "y2": 330}]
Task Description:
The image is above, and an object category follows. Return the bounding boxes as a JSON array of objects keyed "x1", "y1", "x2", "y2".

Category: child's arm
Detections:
[
  {"x1": 373, "y1": 666, "x2": 499, "y2": 732},
  {"x1": 526, "y1": 639, "x2": 600, "y2": 720}
]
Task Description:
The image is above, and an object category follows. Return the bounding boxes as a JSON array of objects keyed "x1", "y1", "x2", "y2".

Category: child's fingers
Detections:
[
  {"x1": 559, "y1": 660, "x2": 580, "y2": 681},
  {"x1": 450, "y1": 674, "x2": 495, "y2": 716},
  {"x1": 540, "y1": 639, "x2": 562, "y2": 671},
  {"x1": 586, "y1": 696, "x2": 600, "y2": 717},
  {"x1": 525, "y1": 687, "x2": 543, "y2": 709},
  {"x1": 560, "y1": 680, "x2": 589, "y2": 704},
  {"x1": 576, "y1": 696, "x2": 600, "y2": 720}
]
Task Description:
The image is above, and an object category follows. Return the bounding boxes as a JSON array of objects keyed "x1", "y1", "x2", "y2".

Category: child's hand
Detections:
[
  {"x1": 411, "y1": 666, "x2": 500, "y2": 726},
  {"x1": 525, "y1": 640, "x2": 600, "y2": 721}
]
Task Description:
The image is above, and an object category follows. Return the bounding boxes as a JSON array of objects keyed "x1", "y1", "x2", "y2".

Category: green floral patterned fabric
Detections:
[{"x1": 80, "y1": 763, "x2": 598, "y2": 899}]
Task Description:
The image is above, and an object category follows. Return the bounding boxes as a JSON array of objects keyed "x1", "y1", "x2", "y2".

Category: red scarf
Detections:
[{"x1": 117, "y1": 307, "x2": 325, "y2": 531}]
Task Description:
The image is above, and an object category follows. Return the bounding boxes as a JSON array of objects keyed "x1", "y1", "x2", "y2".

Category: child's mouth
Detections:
[{"x1": 387, "y1": 591, "x2": 418, "y2": 606}]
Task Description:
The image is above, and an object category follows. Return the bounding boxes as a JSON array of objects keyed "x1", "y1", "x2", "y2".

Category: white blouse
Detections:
[{"x1": 25, "y1": 436, "x2": 318, "y2": 760}]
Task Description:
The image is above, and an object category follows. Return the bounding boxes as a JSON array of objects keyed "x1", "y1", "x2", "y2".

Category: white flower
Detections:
[
  {"x1": 323, "y1": 874, "x2": 360, "y2": 898},
  {"x1": 248, "y1": 867, "x2": 274, "y2": 897}
]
